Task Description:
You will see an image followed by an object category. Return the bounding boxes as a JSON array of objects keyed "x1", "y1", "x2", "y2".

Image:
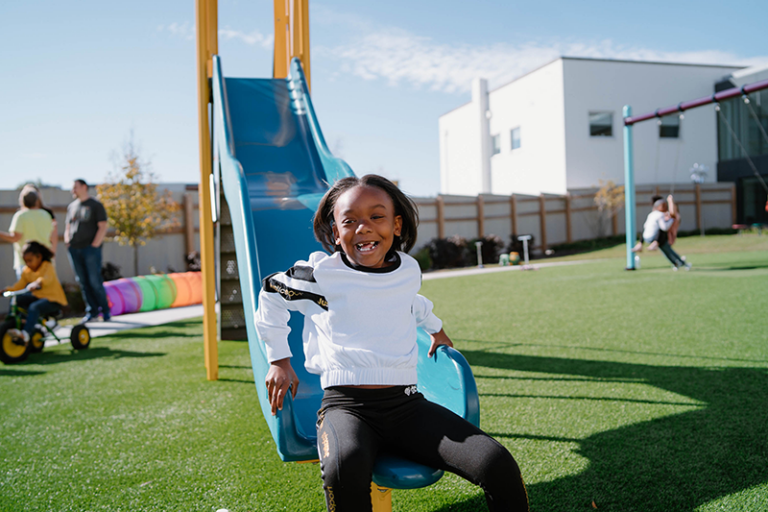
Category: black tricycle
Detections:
[{"x1": 1, "y1": 289, "x2": 91, "y2": 364}]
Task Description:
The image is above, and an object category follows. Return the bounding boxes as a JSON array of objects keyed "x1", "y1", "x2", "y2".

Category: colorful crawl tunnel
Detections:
[{"x1": 103, "y1": 272, "x2": 203, "y2": 316}]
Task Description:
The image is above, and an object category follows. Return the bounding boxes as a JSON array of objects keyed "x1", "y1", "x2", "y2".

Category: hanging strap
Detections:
[
  {"x1": 742, "y1": 92, "x2": 768, "y2": 147},
  {"x1": 670, "y1": 113, "x2": 683, "y2": 195},
  {"x1": 716, "y1": 102, "x2": 768, "y2": 193}
]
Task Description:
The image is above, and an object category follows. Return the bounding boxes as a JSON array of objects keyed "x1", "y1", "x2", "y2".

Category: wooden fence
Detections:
[
  {"x1": 413, "y1": 182, "x2": 736, "y2": 252},
  {"x1": 1, "y1": 181, "x2": 737, "y2": 293}
]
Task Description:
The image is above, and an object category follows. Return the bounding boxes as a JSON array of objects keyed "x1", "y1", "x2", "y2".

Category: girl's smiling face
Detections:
[
  {"x1": 23, "y1": 252, "x2": 43, "y2": 272},
  {"x1": 332, "y1": 185, "x2": 402, "y2": 268}
]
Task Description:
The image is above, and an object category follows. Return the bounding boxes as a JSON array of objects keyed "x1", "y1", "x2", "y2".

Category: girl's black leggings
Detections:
[{"x1": 316, "y1": 386, "x2": 529, "y2": 512}]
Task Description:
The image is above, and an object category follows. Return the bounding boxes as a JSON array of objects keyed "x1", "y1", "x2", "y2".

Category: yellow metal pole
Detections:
[
  {"x1": 272, "y1": 0, "x2": 311, "y2": 88},
  {"x1": 294, "y1": 0, "x2": 311, "y2": 90},
  {"x1": 273, "y1": 0, "x2": 290, "y2": 79},
  {"x1": 195, "y1": 0, "x2": 219, "y2": 381}
]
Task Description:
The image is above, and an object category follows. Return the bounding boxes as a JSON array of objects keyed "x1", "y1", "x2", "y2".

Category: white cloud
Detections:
[
  {"x1": 218, "y1": 28, "x2": 274, "y2": 49},
  {"x1": 158, "y1": 22, "x2": 273, "y2": 49},
  {"x1": 318, "y1": 28, "x2": 768, "y2": 94},
  {"x1": 159, "y1": 21, "x2": 195, "y2": 41}
]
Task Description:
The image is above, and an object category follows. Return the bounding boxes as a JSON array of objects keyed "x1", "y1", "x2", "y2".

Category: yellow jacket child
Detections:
[{"x1": 3, "y1": 241, "x2": 67, "y2": 343}]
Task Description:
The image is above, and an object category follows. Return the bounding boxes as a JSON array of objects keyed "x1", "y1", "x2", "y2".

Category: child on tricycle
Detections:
[{"x1": 1, "y1": 241, "x2": 89, "y2": 364}]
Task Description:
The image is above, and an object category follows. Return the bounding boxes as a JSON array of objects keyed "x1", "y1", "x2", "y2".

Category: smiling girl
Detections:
[{"x1": 255, "y1": 175, "x2": 528, "y2": 511}]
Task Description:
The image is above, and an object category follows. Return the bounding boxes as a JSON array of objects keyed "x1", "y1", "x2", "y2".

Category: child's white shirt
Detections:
[
  {"x1": 642, "y1": 210, "x2": 674, "y2": 242},
  {"x1": 255, "y1": 251, "x2": 443, "y2": 389}
]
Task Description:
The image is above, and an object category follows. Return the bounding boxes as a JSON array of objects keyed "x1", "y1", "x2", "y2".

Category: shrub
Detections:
[
  {"x1": 62, "y1": 282, "x2": 86, "y2": 316},
  {"x1": 467, "y1": 235, "x2": 505, "y2": 265},
  {"x1": 412, "y1": 246, "x2": 432, "y2": 272},
  {"x1": 506, "y1": 234, "x2": 536, "y2": 260},
  {"x1": 102, "y1": 262, "x2": 122, "y2": 282},
  {"x1": 186, "y1": 251, "x2": 201, "y2": 272},
  {"x1": 427, "y1": 235, "x2": 470, "y2": 270},
  {"x1": 550, "y1": 235, "x2": 624, "y2": 254}
]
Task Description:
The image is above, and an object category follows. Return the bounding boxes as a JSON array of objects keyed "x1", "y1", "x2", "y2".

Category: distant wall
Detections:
[{"x1": 413, "y1": 182, "x2": 736, "y2": 252}]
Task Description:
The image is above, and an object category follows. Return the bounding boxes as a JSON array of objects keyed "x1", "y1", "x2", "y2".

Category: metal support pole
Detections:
[
  {"x1": 518, "y1": 235, "x2": 531, "y2": 266},
  {"x1": 195, "y1": 0, "x2": 219, "y2": 380},
  {"x1": 475, "y1": 241, "x2": 484, "y2": 268},
  {"x1": 623, "y1": 105, "x2": 637, "y2": 270}
]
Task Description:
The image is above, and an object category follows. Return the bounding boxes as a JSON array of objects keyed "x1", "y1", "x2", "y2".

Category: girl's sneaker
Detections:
[{"x1": 7, "y1": 329, "x2": 30, "y2": 345}]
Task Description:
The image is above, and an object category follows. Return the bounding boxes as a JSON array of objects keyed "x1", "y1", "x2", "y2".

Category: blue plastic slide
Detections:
[{"x1": 212, "y1": 56, "x2": 479, "y2": 489}]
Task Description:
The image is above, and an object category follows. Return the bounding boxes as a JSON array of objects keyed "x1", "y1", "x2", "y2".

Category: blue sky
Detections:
[{"x1": 2, "y1": 0, "x2": 767, "y2": 197}]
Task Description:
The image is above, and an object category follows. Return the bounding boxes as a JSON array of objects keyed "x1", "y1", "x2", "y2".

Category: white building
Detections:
[{"x1": 439, "y1": 57, "x2": 744, "y2": 196}]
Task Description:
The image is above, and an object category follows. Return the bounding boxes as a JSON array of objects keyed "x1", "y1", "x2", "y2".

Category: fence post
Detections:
[
  {"x1": 183, "y1": 193, "x2": 196, "y2": 255},
  {"x1": 436, "y1": 196, "x2": 445, "y2": 239},
  {"x1": 565, "y1": 193, "x2": 572, "y2": 243},
  {"x1": 509, "y1": 194, "x2": 518, "y2": 236},
  {"x1": 539, "y1": 194, "x2": 547, "y2": 252},
  {"x1": 730, "y1": 182, "x2": 737, "y2": 225},
  {"x1": 477, "y1": 195, "x2": 485, "y2": 238},
  {"x1": 695, "y1": 183, "x2": 703, "y2": 235}
]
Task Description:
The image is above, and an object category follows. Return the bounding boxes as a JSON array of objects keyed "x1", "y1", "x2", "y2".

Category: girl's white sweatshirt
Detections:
[{"x1": 255, "y1": 251, "x2": 443, "y2": 389}]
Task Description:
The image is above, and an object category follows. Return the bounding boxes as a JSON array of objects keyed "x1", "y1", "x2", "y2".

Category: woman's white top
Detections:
[{"x1": 255, "y1": 251, "x2": 443, "y2": 389}]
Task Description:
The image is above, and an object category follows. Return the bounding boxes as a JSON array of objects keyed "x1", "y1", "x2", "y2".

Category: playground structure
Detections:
[
  {"x1": 622, "y1": 78, "x2": 768, "y2": 270},
  {"x1": 195, "y1": 1, "x2": 480, "y2": 510}
]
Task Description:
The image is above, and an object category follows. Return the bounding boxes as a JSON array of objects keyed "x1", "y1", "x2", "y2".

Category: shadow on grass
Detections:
[
  {"x1": 692, "y1": 264, "x2": 768, "y2": 272},
  {"x1": 22, "y1": 346, "x2": 166, "y2": 366},
  {"x1": 217, "y1": 377, "x2": 256, "y2": 384},
  {"x1": 460, "y1": 349, "x2": 768, "y2": 511},
  {"x1": 105, "y1": 329, "x2": 199, "y2": 339},
  {"x1": 0, "y1": 368, "x2": 46, "y2": 377},
  {"x1": 456, "y1": 339, "x2": 768, "y2": 365}
]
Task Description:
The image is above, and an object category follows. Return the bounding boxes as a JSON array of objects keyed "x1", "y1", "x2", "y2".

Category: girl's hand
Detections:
[
  {"x1": 26, "y1": 282, "x2": 41, "y2": 291},
  {"x1": 265, "y1": 358, "x2": 299, "y2": 415},
  {"x1": 428, "y1": 328, "x2": 454, "y2": 357}
]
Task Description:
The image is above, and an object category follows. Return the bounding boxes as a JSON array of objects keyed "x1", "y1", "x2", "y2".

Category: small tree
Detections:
[
  {"x1": 593, "y1": 180, "x2": 625, "y2": 237},
  {"x1": 97, "y1": 135, "x2": 179, "y2": 276}
]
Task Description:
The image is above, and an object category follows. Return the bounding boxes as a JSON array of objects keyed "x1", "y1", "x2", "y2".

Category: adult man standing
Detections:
[{"x1": 65, "y1": 179, "x2": 111, "y2": 322}]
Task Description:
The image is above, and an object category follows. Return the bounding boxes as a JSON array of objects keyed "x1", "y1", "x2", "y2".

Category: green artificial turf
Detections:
[{"x1": 1, "y1": 234, "x2": 767, "y2": 511}]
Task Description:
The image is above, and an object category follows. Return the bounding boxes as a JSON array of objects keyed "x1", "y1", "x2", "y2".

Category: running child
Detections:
[
  {"x1": 3, "y1": 241, "x2": 68, "y2": 344},
  {"x1": 255, "y1": 174, "x2": 529, "y2": 511}
]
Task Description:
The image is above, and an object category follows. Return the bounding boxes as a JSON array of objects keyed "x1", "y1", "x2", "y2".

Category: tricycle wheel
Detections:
[
  {"x1": 30, "y1": 328, "x2": 46, "y2": 353},
  {"x1": 70, "y1": 325, "x2": 91, "y2": 350},
  {"x1": 0, "y1": 321, "x2": 30, "y2": 364}
]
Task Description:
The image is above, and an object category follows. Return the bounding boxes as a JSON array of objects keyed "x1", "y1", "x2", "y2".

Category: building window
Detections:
[
  {"x1": 491, "y1": 134, "x2": 501, "y2": 155},
  {"x1": 510, "y1": 127, "x2": 521, "y2": 150},
  {"x1": 659, "y1": 115, "x2": 680, "y2": 138},
  {"x1": 589, "y1": 111, "x2": 613, "y2": 137}
]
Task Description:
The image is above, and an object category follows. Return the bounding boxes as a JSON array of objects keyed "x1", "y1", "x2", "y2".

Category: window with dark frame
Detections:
[
  {"x1": 659, "y1": 115, "x2": 680, "y2": 138},
  {"x1": 491, "y1": 134, "x2": 501, "y2": 155},
  {"x1": 589, "y1": 111, "x2": 613, "y2": 137},
  {"x1": 510, "y1": 127, "x2": 521, "y2": 150}
]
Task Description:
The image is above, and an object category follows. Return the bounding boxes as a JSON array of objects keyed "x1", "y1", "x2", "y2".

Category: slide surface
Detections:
[{"x1": 212, "y1": 57, "x2": 479, "y2": 488}]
